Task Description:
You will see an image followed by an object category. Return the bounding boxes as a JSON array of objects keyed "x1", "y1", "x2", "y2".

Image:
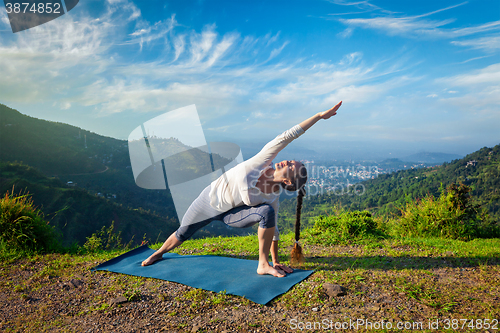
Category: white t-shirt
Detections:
[{"x1": 209, "y1": 124, "x2": 305, "y2": 241}]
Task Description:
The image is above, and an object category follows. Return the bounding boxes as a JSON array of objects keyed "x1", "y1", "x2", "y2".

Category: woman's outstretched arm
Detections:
[{"x1": 298, "y1": 101, "x2": 342, "y2": 132}]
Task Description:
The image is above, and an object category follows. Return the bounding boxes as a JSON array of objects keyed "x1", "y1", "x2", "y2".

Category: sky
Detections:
[{"x1": 0, "y1": 0, "x2": 499, "y2": 160}]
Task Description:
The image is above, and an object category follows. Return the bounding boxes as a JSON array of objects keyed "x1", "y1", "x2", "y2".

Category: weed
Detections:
[
  {"x1": 0, "y1": 188, "x2": 59, "y2": 256},
  {"x1": 83, "y1": 221, "x2": 127, "y2": 253},
  {"x1": 438, "y1": 301, "x2": 458, "y2": 313},
  {"x1": 211, "y1": 290, "x2": 229, "y2": 306},
  {"x1": 393, "y1": 183, "x2": 497, "y2": 240},
  {"x1": 304, "y1": 210, "x2": 386, "y2": 245},
  {"x1": 123, "y1": 288, "x2": 141, "y2": 302},
  {"x1": 183, "y1": 288, "x2": 209, "y2": 309},
  {"x1": 13, "y1": 284, "x2": 24, "y2": 292},
  {"x1": 94, "y1": 303, "x2": 111, "y2": 312}
]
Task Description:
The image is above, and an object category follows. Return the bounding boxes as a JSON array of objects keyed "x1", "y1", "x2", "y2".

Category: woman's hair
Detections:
[
  {"x1": 286, "y1": 163, "x2": 307, "y2": 265},
  {"x1": 282, "y1": 162, "x2": 308, "y2": 192}
]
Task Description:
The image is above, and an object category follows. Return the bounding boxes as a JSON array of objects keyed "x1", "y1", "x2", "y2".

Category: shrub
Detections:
[
  {"x1": 82, "y1": 220, "x2": 132, "y2": 253},
  {"x1": 393, "y1": 183, "x2": 494, "y2": 240},
  {"x1": 305, "y1": 210, "x2": 385, "y2": 245},
  {"x1": 0, "y1": 188, "x2": 59, "y2": 254}
]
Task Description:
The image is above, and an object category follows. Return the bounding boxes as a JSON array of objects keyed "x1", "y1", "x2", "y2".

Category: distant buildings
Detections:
[{"x1": 466, "y1": 160, "x2": 477, "y2": 168}]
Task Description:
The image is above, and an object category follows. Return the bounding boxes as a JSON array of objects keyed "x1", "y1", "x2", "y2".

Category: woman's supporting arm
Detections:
[{"x1": 298, "y1": 101, "x2": 342, "y2": 132}]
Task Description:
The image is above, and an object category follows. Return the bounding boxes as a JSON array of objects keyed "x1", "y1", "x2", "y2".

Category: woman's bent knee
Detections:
[{"x1": 257, "y1": 204, "x2": 275, "y2": 229}]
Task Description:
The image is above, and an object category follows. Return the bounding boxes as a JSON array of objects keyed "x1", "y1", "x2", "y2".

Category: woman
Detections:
[{"x1": 142, "y1": 101, "x2": 342, "y2": 277}]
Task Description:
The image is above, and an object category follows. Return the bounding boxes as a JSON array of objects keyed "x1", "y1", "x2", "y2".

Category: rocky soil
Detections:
[{"x1": 1, "y1": 245, "x2": 499, "y2": 332}]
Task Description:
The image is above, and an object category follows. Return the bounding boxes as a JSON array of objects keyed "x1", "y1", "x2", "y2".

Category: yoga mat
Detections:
[{"x1": 92, "y1": 245, "x2": 313, "y2": 305}]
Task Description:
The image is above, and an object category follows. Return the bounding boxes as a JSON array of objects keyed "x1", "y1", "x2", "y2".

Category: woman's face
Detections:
[{"x1": 274, "y1": 160, "x2": 303, "y2": 183}]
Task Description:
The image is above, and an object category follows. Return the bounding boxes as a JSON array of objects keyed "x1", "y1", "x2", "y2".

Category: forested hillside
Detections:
[
  {"x1": 0, "y1": 104, "x2": 246, "y2": 245},
  {"x1": 0, "y1": 104, "x2": 130, "y2": 175},
  {"x1": 0, "y1": 162, "x2": 181, "y2": 246},
  {"x1": 279, "y1": 144, "x2": 500, "y2": 233},
  {"x1": 2, "y1": 103, "x2": 498, "y2": 243}
]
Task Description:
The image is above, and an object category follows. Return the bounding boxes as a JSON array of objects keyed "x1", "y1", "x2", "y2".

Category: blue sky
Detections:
[{"x1": 0, "y1": 0, "x2": 499, "y2": 160}]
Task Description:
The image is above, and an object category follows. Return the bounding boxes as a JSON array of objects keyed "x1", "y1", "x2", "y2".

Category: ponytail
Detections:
[{"x1": 290, "y1": 186, "x2": 306, "y2": 265}]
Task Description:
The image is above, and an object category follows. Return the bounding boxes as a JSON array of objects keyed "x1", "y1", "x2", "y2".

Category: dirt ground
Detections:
[{"x1": 1, "y1": 246, "x2": 499, "y2": 332}]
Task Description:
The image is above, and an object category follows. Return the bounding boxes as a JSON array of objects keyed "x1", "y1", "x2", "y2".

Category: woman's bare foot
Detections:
[
  {"x1": 141, "y1": 252, "x2": 164, "y2": 266},
  {"x1": 257, "y1": 263, "x2": 286, "y2": 277}
]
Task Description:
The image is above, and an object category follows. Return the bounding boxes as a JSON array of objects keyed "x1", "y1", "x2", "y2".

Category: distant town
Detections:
[{"x1": 302, "y1": 159, "x2": 442, "y2": 196}]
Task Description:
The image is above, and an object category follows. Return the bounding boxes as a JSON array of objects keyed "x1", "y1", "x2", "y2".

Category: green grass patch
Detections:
[
  {"x1": 0, "y1": 188, "x2": 60, "y2": 257},
  {"x1": 304, "y1": 210, "x2": 386, "y2": 245},
  {"x1": 392, "y1": 183, "x2": 498, "y2": 240}
]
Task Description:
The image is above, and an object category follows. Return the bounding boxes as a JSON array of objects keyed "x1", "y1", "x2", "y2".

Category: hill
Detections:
[
  {"x1": 403, "y1": 152, "x2": 463, "y2": 164},
  {"x1": 0, "y1": 162, "x2": 181, "y2": 246},
  {"x1": 279, "y1": 144, "x2": 500, "y2": 233},
  {"x1": 0, "y1": 104, "x2": 129, "y2": 175},
  {"x1": 0, "y1": 104, "x2": 246, "y2": 245}
]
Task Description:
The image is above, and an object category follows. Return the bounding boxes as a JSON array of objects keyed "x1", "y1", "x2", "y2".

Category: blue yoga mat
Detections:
[{"x1": 92, "y1": 245, "x2": 313, "y2": 304}]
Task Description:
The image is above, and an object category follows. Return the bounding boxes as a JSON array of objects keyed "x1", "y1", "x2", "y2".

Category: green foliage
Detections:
[
  {"x1": 0, "y1": 188, "x2": 59, "y2": 255},
  {"x1": 280, "y1": 144, "x2": 500, "y2": 233},
  {"x1": 392, "y1": 183, "x2": 497, "y2": 240},
  {"x1": 0, "y1": 162, "x2": 183, "y2": 247},
  {"x1": 83, "y1": 221, "x2": 131, "y2": 253},
  {"x1": 0, "y1": 162, "x2": 247, "y2": 248},
  {"x1": 123, "y1": 287, "x2": 142, "y2": 302},
  {"x1": 304, "y1": 209, "x2": 385, "y2": 245}
]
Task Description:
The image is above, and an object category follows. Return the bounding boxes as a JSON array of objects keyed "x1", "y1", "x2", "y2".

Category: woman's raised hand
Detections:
[
  {"x1": 319, "y1": 101, "x2": 342, "y2": 120},
  {"x1": 298, "y1": 101, "x2": 343, "y2": 132}
]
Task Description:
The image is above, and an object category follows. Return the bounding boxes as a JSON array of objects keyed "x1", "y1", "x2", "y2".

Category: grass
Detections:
[
  {"x1": 0, "y1": 188, "x2": 59, "y2": 257},
  {"x1": 1, "y1": 233, "x2": 499, "y2": 332},
  {"x1": 157, "y1": 233, "x2": 500, "y2": 310},
  {"x1": 1, "y1": 188, "x2": 499, "y2": 331}
]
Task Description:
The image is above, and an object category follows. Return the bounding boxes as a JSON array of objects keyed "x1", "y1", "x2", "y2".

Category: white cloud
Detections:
[
  {"x1": 440, "y1": 63, "x2": 500, "y2": 86},
  {"x1": 206, "y1": 32, "x2": 239, "y2": 67},
  {"x1": 340, "y1": 16, "x2": 455, "y2": 37},
  {"x1": 337, "y1": 27, "x2": 354, "y2": 38},
  {"x1": 1, "y1": 0, "x2": 496, "y2": 149},
  {"x1": 107, "y1": 0, "x2": 141, "y2": 21},
  {"x1": 78, "y1": 77, "x2": 246, "y2": 116},
  {"x1": 0, "y1": 8, "x2": 10, "y2": 28},
  {"x1": 451, "y1": 35, "x2": 500, "y2": 52},
  {"x1": 0, "y1": 4, "x2": 119, "y2": 103},
  {"x1": 339, "y1": 52, "x2": 362, "y2": 65},
  {"x1": 436, "y1": 63, "x2": 500, "y2": 115},
  {"x1": 190, "y1": 24, "x2": 218, "y2": 64},
  {"x1": 3, "y1": 0, "x2": 400, "y2": 123},
  {"x1": 337, "y1": 2, "x2": 500, "y2": 40},
  {"x1": 173, "y1": 34, "x2": 186, "y2": 61},
  {"x1": 265, "y1": 31, "x2": 281, "y2": 46},
  {"x1": 326, "y1": 0, "x2": 396, "y2": 15},
  {"x1": 127, "y1": 16, "x2": 177, "y2": 50},
  {"x1": 268, "y1": 41, "x2": 289, "y2": 61}
]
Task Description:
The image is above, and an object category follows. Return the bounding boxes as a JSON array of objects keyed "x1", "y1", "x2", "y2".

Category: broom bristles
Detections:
[{"x1": 290, "y1": 242, "x2": 304, "y2": 265}]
